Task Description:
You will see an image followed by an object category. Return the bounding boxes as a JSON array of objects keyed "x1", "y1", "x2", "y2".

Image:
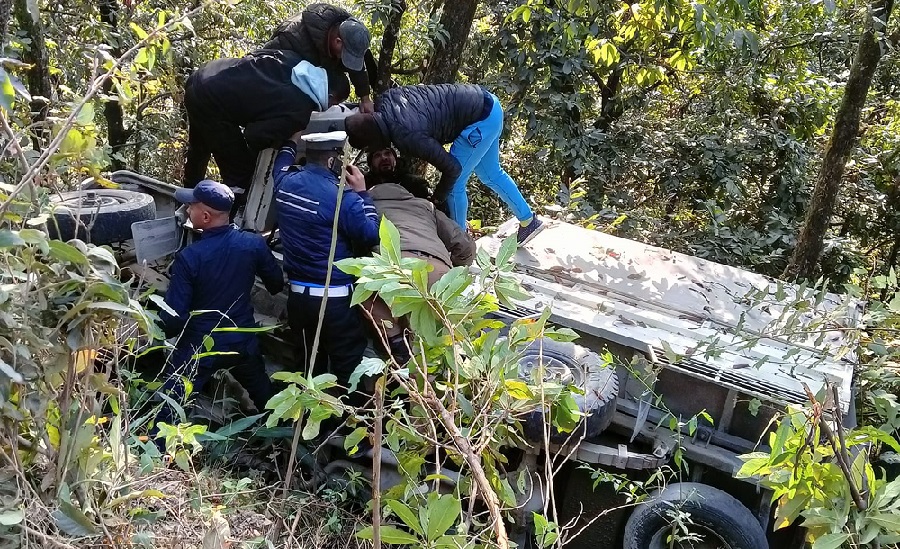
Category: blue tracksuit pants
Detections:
[{"x1": 446, "y1": 93, "x2": 533, "y2": 228}]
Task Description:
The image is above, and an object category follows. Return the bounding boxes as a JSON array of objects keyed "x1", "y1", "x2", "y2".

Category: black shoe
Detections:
[{"x1": 517, "y1": 217, "x2": 544, "y2": 246}]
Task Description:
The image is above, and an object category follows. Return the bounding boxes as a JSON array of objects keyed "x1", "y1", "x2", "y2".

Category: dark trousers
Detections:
[
  {"x1": 155, "y1": 351, "x2": 274, "y2": 429},
  {"x1": 286, "y1": 290, "x2": 368, "y2": 406},
  {"x1": 182, "y1": 82, "x2": 256, "y2": 197}
]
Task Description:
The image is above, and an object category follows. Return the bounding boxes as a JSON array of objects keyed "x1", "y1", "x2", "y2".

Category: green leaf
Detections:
[
  {"x1": 212, "y1": 325, "x2": 276, "y2": 333},
  {"x1": 52, "y1": 501, "x2": 98, "y2": 536},
  {"x1": 0, "y1": 508, "x2": 24, "y2": 526},
  {"x1": 212, "y1": 413, "x2": 264, "y2": 438},
  {"x1": 811, "y1": 532, "x2": 851, "y2": 549},
  {"x1": 385, "y1": 500, "x2": 423, "y2": 535},
  {"x1": 148, "y1": 294, "x2": 178, "y2": 317},
  {"x1": 425, "y1": 494, "x2": 461, "y2": 541},
  {"x1": 850, "y1": 426, "x2": 900, "y2": 453},
  {"x1": 380, "y1": 217, "x2": 402, "y2": 264},
  {"x1": 48, "y1": 240, "x2": 88, "y2": 264},
  {"x1": 0, "y1": 358, "x2": 25, "y2": 383},
  {"x1": 344, "y1": 426, "x2": 368, "y2": 456},
  {"x1": 0, "y1": 229, "x2": 25, "y2": 249},
  {"x1": 130, "y1": 22, "x2": 149, "y2": 40},
  {"x1": 348, "y1": 356, "x2": 385, "y2": 392},
  {"x1": 496, "y1": 234, "x2": 518, "y2": 268},
  {"x1": 356, "y1": 525, "x2": 418, "y2": 544},
  {"x1": 748, "y1": 398, "x2": 762, "y2": 416},
  {"x1": 0, "y1": 68, "x2": 15, "y2": 112},
  {"x1": 870, "y1": 512, "x2": 900, "y2": 532},
  {"x1": 76, "y1": 102, "x2": 94, "y2": 126},
  {"x1": 505, "y1": 379, "x2": 533, "y2": 400},
  {"x1": 301, "y1": 404, "x2": 335, "y2": 440}
]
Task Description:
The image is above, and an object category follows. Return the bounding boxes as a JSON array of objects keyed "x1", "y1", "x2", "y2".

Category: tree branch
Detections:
[{"x1": 0, "y1": 1, "x2": 213, "y2": 217}]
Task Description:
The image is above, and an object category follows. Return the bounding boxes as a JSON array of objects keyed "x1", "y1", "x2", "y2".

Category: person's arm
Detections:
[
  {"x1": 348, "y1": 69, "x2": 372, "y2": 109},
  {"x1": 338, "y1": 165, "x2": 380, "y2": 247},
  {"x1": 435, "y1": 208, "x2": 475, "y2": 266},
  {"x1": 255, "y1": 237, "x2": 285, "y2": 294},
  {"x1": 160, "y1": 252, "x2": 195, "y2": 338},
  {"x1": 394, "y1": 132, "x2": 461, "y2": 204},
  {"x1": 272, "y1": 140, "x2": 298, "y2": 189}
]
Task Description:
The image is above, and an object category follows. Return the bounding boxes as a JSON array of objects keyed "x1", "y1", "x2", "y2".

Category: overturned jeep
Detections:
[{"x1": 48, "y1": 109, "x2": 857, "y2": 549}]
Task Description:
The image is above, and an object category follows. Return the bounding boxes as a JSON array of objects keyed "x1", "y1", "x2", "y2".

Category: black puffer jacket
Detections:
[
  {"x1": 263, "y1": 3, "x2": 371, "y2": 97},
  {"x1": 185, "y1": 49, "x2": 317, "y2": 151},
  {"x1": 373, "y1": 84, "x2": 490, "y2": 202}
]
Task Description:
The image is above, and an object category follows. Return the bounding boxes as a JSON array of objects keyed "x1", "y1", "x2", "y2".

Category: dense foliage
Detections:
[{"x1": 2, "y1": 0, "x2": 900, "y2": 547}]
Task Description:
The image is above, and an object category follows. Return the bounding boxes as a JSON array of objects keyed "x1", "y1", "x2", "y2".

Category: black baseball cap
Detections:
[
  {"x1": 338, "y1": 18, "x2": 370, "y2": 72},
  {"x1": 174, "y1": 180, "x2": 234, "y2": 212}
]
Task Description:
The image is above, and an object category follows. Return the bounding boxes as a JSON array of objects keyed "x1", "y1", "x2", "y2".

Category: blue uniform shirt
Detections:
[
  {"x1": 273, "y1": 142, "x2": 380, "y2": 285},
  {"x1": 161, "y1": 224, "x2": 284, "y2": 368}
]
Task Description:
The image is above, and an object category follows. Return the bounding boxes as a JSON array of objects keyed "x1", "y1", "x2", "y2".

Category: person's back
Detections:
[
  {"x1": 171, "y1": 228, "x2": 277, "y2": 348},
  {"x1": 369, "y1": 183, "x2": 474, "y2": 268},
  {"x1": 187, "y1": 50, "x2": 314, "y2": 132},
  {"x1": 272, "y1": 132, "x2": 378, "y2": 403},
  {"x1": 275, "y1": 161, "x2": 365, "y2": 285},
  {"x1": 374, "y1": 84, "x2": 486, "y2": 146},
  {"x1": 347, "y1": 85, "x2": 543, "y2": 243},
  {"x1": 156, "y1": 181, "x2": 283, "y2": 436},
  {"x1": 262, "y1": 3, "x2": 375, "y2": 112},
  {"x1": 263, "y1": 3, "x2": 343, "y2": 66}
]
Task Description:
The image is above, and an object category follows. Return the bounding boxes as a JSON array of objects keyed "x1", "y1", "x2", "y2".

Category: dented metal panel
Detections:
[{"x1": 475, "y1": 218, "x2": 858, "y2": 414}]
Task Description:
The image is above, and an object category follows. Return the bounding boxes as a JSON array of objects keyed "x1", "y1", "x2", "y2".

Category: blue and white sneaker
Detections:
[{"x1": 517, "y1": 217, "x2": 544, "y2": 246}]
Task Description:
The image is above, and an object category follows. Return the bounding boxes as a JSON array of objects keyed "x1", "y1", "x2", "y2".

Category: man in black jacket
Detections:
[
  {"x1": 344, "y1": 84, "x2": 544, "y2": 244},
  {"x1": 182, "y1": 50, "x2": 328, "y2": 199},
  {"x1": 264, "y1": 3, "x2": 375, "y2": 113}
]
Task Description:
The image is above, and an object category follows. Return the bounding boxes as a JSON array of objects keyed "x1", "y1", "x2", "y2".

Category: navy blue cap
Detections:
[
  {"x1": 338, "y1": 18, "x2": 370, "y2": 71},
  {"x1": 174, "y1": 180, "x2": 234, "y2": 212}
]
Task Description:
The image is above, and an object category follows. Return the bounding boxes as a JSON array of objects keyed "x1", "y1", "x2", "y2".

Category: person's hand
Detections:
[
  {"x1": 345, "y1": 164, "x2": 366, "y2": 192},
  {"x1": 289, "y1": 130, "x2": 304, "y2": 144},
  {"x1": 359, "y1": 96, "x2": 375, "y2": 114}
]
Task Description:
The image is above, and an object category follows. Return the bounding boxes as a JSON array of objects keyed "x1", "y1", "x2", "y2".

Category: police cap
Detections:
[{"x1": 302, "y1": 131, "x2": 347, "y2": 151}]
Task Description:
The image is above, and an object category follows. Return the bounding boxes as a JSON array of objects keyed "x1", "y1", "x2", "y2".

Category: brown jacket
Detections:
[{"x1": 368, "y1": 183, "x2": 475, "y2": 267}]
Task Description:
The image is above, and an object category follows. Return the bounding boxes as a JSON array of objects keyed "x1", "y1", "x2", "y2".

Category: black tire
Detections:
[
  {"x1": 517, "y1": 338, "x2": 618, "y2": 444},
  {"x1": 623, "y1": 483, "x2": 768, "y2": 549},
  {"x1": 48, "y1": 189, "x2": 156, "y2": 245}
]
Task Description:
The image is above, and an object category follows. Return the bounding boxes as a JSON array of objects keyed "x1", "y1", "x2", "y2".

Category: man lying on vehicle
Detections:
[
  {"x1": 365, "y1": 146, "x2": 431, "y2": 200},
  {"x1": 182, "y1": 53, "x2": 332, "y2": 213},
  {"x1": 362, "y1": 147, "x2": 476, "y2": 364}
]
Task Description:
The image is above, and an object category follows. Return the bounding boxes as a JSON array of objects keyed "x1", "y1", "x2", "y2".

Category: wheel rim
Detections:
[
  {"x1": 518, "y1": 351, "x2": 584, "y2": 386},
  {"x1": 648, "y1": 524, "x2": 733, "y2": 549},
  {"x1": 55, "y1": 192, "x2": 128, "y2": 210}
]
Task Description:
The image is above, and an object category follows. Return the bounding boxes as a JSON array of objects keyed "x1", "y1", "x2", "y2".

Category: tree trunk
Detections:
[
  {"x1": 0, "y1": 0, "x2": 11, "y2": 46},
  {"x1": 98, "y1": 0, "x2": 129, "y2": 170},
  {"x1": 13, "y1": 0, "x2": 53, "y2": 149},
  {"x1": 423, "y1": 0, "x2": 478, "y2": 84},
  {"x1": 782, "y1": 0, "x2": 894, "y2": 281},
  {"x1": 594, "y1": 64, "x2": 624, "y2": 132},
  {"x1": 375, "y1": 0, "x2": 406, "y2": 94}
]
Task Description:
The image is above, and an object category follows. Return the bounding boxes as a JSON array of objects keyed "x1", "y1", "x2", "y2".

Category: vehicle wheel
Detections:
[
  {"x1": 517, "y1": 338, "x2": 618, "y2": 444},
  {"x1": 48, "y1": 189, "x2": 156, "y2": 245},
  {"x1": 623, "y1": 482, "x2": 768, "y2": 549}
]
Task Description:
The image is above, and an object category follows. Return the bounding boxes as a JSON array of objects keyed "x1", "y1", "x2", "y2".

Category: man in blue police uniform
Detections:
[
  {"x1": 156, "y1": 180, "x2": 284, "y2": 431},
  {"x1": 273, "y1": 131, "x2": 379, "y2": 402}
]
